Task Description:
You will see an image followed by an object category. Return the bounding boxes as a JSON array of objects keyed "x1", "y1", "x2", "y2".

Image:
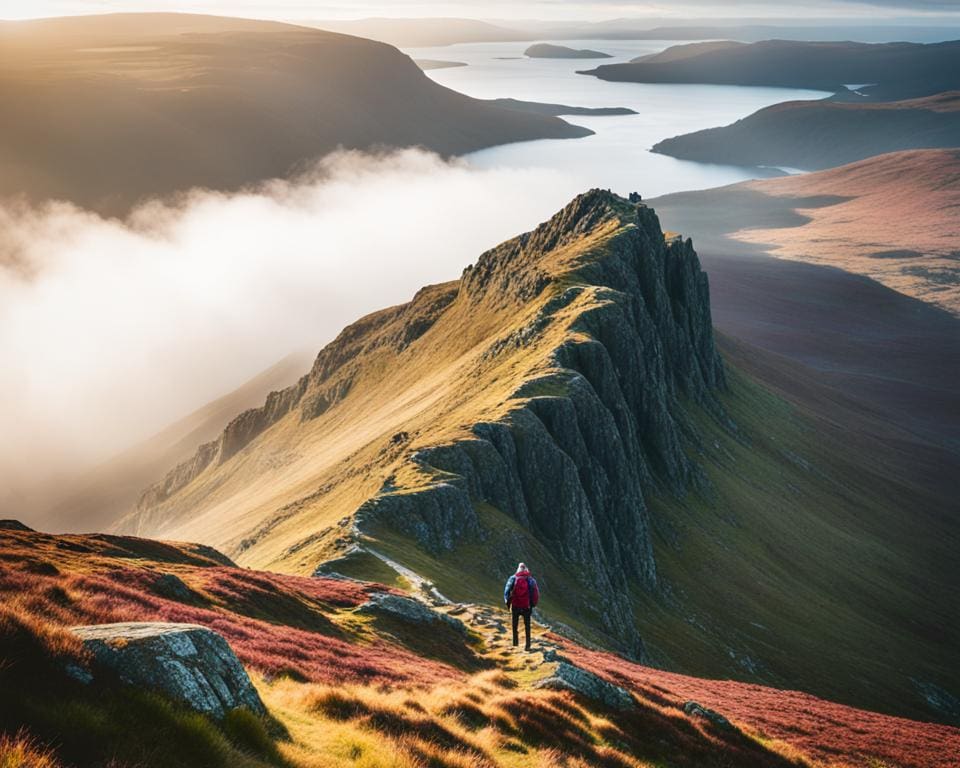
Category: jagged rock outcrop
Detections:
[
  {"x1": 131, "y1": 191, "x2": 726, "y2": 657},
  {"x1": 536, "y1": 661, "x2": 635, "y2": 710},
  {"x1": 355, "y1": 193, "x2": 725, "y2": 654},
  {"x1": 71, "y1": 622, "x2": 265, "y2": 719}
]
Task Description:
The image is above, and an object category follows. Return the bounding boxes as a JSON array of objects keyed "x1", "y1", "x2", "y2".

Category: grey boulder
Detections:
[
  {"x1": 356, "y1": 592, "x2": 467, "y2": 635},
  {"x1": 71, "y1": 622, "x2": 265, "y2": 719},
  {"x1": 535, "y1": 661, "x2": 634, "y2": 710}
]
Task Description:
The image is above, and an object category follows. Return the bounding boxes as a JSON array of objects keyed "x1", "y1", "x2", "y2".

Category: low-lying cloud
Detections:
[{"x1": 0, "y1": 149, "x2": 574, "y2": 517}]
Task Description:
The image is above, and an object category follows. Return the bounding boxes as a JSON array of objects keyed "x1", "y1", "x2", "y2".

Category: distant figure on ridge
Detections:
[{"x1": 503, "y1": 562, "x2": 540, "y2": 651}]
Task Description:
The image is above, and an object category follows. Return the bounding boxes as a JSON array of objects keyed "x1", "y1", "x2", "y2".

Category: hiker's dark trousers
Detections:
[{"x1": 512, "y1": 607, "x2": 532, "y2": 649}]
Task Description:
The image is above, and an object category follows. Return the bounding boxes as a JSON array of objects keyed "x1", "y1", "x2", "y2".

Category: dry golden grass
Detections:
[
  {"x1": 0, "y1": 730, "x2": 63, "y2": 768},
  {"x1": 7, "y1": 526, "x2": 952, "y2": 768}
]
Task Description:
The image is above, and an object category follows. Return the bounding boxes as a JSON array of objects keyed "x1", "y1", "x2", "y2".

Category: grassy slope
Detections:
[
  {"x1": 18, "y1": 350, "x2": 313, "y2": 535},
  {"x1": 121, "y1": 211, "x2": 635, "y2": 563},
  {"x1": 3, "y1": 526, "x2": 958, "y2": 768},
  {"x1": 635, "y1": 340, "x2": 959, "y2": 718},
  {"x1": 125, "y1": 193, "x2": 958, "y2": 724},
  {"x1": 729, "y1": 149, "x2": 960, "y2": 316}
]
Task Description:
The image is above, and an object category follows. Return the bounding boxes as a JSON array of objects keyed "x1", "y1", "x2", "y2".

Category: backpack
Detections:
[{"x1": 511, "y1": 575, "x2": 531, "y2": 609}]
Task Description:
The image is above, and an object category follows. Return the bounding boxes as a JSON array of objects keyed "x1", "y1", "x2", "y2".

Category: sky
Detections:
[{"x1": 3, "y1": 0, "x2": 960, "y2": 21}]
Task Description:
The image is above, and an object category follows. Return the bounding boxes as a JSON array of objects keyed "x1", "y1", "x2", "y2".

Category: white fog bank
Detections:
[{"x1": 0, "y1": 149, "x2": 581, "y2": 514}]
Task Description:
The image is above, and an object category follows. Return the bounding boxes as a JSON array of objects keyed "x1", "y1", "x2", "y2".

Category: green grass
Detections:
[{"x1": 633, "y1": 362, "x2": 960, "y2": 720}]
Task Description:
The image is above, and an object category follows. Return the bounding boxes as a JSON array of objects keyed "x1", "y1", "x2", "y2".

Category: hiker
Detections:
[{"x1": 503, "y1": 562, "x2": 540, "y2": 651}]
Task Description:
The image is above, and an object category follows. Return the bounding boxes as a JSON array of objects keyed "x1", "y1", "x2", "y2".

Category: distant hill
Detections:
[
  {"x1": 414, "y1": 58, "x2": 467, "y2": 70},
  {"x1": 310, "y1": 17, "x2": 960, "y2": 46},
  {"x1": 524, "y1": 43, "x2": 611, "y2": 59},
  {"x1": 487, "y1": 98, "x2": 636, "y2": 116},
  {"x1": 652, "y1": 149, "x2": 960, "y2": 319},
  {"x1": 0, "y1": 13, "x2": 589, "y2": 215},
  {"x1": 652, "y1": 92, "x2": 960, "y2": 170},
  {"x1": 569, "y1": 23, "x2": 960, "y2": 43},
  {"x1": 580, "y1": 39, "x2": 960, "y2": 100},
  {"x1": 120, "y1": 191, "x2": 959, "y2": 722}
]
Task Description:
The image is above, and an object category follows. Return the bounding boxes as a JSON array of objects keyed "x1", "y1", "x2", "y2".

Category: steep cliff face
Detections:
[
  {"x1": 127, "y1": 191, "x2": 725, "y2": 654},
  {"x1": 353, "y1": 196, "x2": 724, "y2": 652}
]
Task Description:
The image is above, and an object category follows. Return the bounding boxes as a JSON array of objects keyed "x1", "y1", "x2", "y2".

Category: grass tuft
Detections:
[{"x1": 0, "y1": 730, "x2": 62, "y2": 768}]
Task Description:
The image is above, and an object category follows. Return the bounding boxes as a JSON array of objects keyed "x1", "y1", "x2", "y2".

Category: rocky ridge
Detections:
[{"x1": 130, "y1": 191, "x2": 727, "y2": 656}]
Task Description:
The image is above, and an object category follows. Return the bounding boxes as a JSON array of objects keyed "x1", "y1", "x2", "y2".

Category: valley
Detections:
[{"x1": 2, "y1": 8, "x2": 959, "y2": 767}]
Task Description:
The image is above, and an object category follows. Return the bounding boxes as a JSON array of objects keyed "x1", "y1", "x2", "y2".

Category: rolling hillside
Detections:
[
  {"x1": 2, "y1": 524, "x2": 958, "y2": 768},
  {"x1": 651, "y1": 149, "x2": 960, "y2": 318},
  {"x1": 0, "y1": 13, "x2": 589, "y2": 215},
  {"x1": 652, "y1": 92, "x2": 960, "y2": 170},
  {"x1": 120, "y1": 191, "x2": 959, "y2": 723}
]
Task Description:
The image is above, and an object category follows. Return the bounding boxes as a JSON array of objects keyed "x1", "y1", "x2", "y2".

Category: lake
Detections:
[{"x1": 405, "y1": 40, "x2": 830, "y2": 199}]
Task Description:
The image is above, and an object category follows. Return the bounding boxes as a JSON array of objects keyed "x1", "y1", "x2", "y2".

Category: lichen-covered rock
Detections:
[
  {"x1": 356, "y1": 593, "x2": 467, "y2": 635},
  {"x1": 536, "y1": 661, "x2": 634, "y2": 710},
  {"x1": 71, "y1": 622, "x2": 265, "y2": 719},
  {"x1": 683, "y1": 700, "x2": 735, "y2": 730}
]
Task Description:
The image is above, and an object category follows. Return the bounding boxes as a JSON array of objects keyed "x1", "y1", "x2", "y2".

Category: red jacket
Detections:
[{"x1": 504, "y1": 570, "x2": 540, "y2": 609}]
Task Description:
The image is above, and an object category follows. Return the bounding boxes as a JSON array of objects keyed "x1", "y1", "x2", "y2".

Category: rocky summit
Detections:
[{"x1": 125, "y1": 191, "x2": 725, "y2": 656}]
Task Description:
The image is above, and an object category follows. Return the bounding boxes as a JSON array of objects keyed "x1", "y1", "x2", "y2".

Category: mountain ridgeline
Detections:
[
  {"x1": 127, "y1": 191, "x2": 725, "y2": 655},
  {"x1": 120, "y1": 190, "x2": 960, "y2": 720}
]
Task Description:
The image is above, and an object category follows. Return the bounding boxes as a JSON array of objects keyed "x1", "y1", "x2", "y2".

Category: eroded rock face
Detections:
[
  {"x1": 536, "y1": 661, "x2": 634, "y2": 710},
  {"x1": 358, "y1": 194, "x2": 725, "y2": 656},
  {"x1": 131, "y1": 192, "x2": 726, "y2": 659},
  {"x1": 71, "y1": 622, "x2": 265, "y2": 719}
]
